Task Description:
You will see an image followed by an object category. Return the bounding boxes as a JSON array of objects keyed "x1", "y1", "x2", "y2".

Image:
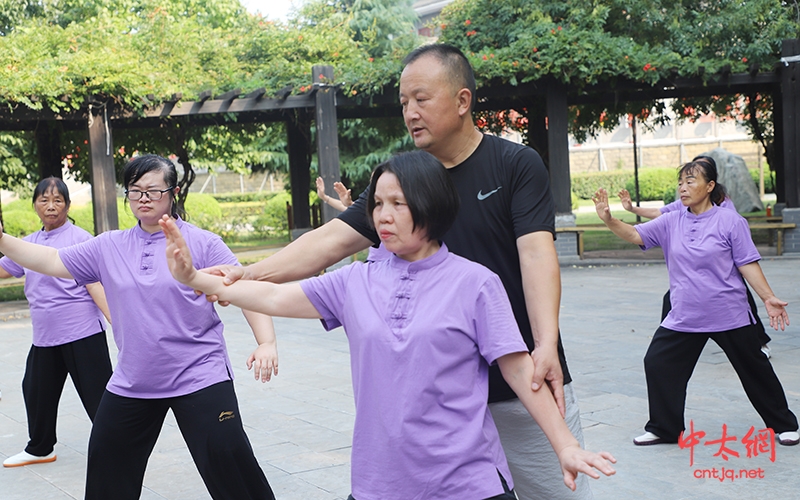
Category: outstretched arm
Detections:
[
  {"x1": 592, "y1": 189, "x2": 644, "y2": 246},
  {"x1": 0, "y1": 225, "x2": 72, "y2": 279},
  {"x1": 199, "y1": 218, "x2": 373, "y2": 306},
  {"x1": 618, "y1": 189, "x2": 662, "y2": 219},
  {"x1": 739, "y1": 262, "x2": 789, "y2": 331},
  {"x1": 498, "y1": 352, "x2": 616, "y2": 490},
  {"x1": 160, "y1": 216, "x2": 320, "y2": 318}
]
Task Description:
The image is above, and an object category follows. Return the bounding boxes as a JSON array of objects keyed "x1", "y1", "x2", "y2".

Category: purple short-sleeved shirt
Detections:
[
  {"x1": 59, "y1": 219, "x2": 237, "y2": 398},
  {"x1": 301, "y1": 244, "x2": 527, "y2": 499},
  {"x1": 0, "y1": 222, "x2": 106, "y2": 347},
  {"x1": 635, "y1": 205, "x2": 761, "y2": 332}
]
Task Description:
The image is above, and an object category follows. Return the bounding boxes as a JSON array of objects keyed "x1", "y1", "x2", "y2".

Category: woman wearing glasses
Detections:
[{"x1": 0, "y1": 155, "x2": 277, "y2": 499}]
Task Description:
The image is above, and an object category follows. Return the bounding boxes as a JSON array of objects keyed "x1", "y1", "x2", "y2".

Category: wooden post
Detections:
[
  {"x1": 286, "y1": 110, "x2": 312, "y2": 238},
  {"x1": 87, "y1": 104, "x2": 118, "y2": 234},
  {"x1": 313, "y1": 65, "x2": 342, "y2": 224},
  {"x1": 632, "y1": 116, "x2": 641, "y2": 223},
  {"x1": 546, "y1": 82, "x2": 572, "y2": 214},
  {"x1": 780, "y1": 39, "x2": 800, "y2": 208},
  {"x1": 34, "y1": 121, "x2": 63, "y2": 179}
]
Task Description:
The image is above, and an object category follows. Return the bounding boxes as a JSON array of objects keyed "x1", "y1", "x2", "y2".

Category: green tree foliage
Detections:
[{"x1": 436, "y1": 0, "x2": 799, "y2": 163}]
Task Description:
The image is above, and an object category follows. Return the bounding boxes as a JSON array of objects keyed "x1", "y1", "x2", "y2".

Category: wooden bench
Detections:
[
  {"x1": 556, "y1": 226, "x2": 587, "y2": 259},
  {"x1": 558, "y1": 222, "x2": 797, "y2": 259},
  {"x1": 747, "y1": 222, "x2": 797, "y2": 256}
]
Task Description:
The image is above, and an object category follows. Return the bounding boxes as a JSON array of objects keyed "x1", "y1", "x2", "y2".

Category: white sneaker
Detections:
[
  {"x1": 633, "y1": 431, "x2": 665, "y2": 446},
  {"x1": 3, "y1": 450, "x2": 57, "y2": 467},
  {"x1": 778, "y1": 431, "x2": 800, "y2": 446},
  {"x1": 761, "y1": 345, "x2": 771, "y2": 358}
]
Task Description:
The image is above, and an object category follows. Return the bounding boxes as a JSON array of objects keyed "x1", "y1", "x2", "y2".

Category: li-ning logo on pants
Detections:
[{"x1": 218, "y1": 411, "x2": 235, "y2": 422}]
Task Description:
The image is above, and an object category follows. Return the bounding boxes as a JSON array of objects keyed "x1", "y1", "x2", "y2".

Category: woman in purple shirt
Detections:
[
  {"x1": 162, "y1": 151, "x2": 617, "y2": 499},
  {"x1": 1, "y1": 177, "x2": 111, "y2": 469},
  {"x1": 593, "y1": 158, "x2": 799, "y2": 447},
  {"x1": 0, "y1": 156, "x2": 277, "y2": 499},
  {"x1": 618, "y1": 155, "x2": 772, "y2": 357}
]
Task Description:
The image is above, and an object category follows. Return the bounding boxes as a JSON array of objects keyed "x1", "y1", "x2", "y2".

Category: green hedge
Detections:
[
  {"x1": 571, "y1": 171, "x2": 632, "y2": 199},
  {"x1": 184, "y1": 193, "x2": 223, "y2": 231},
  {"x1": 624, "y1": 168, "x2": 679, "y2": 202},
  {"x1": 749, "y1": 169, "x2": 775, "y2": 194},
  {"x1": 2, "y1": 210, "x2": 41, "y2": 237}
]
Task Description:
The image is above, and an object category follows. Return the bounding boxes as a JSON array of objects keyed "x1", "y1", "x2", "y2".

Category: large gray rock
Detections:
[{"x1": 701, "y1": 148, "x2": 763, "y2": 213}]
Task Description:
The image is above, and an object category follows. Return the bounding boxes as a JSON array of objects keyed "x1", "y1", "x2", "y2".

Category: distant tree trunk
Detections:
[
  {"x1": 35, "y1": 121, "x2": 63, "y2": 180},
  {"x1": 173, "y1": 124, "x2": 196, "y2": 217}
]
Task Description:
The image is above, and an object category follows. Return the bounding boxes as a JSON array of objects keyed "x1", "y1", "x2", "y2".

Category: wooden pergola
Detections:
[{"x1": 4, "y1": 39, "x2": 800, "y2": 237}]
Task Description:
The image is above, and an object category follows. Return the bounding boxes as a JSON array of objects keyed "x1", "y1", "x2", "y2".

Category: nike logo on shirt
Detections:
[{"x1": 477, "y1": 187, "x2": 502, "y2": 200}]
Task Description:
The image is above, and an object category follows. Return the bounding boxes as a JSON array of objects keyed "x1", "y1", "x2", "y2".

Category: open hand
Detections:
[
  {"x1": 592, "y1": 189, "x2": 613, "y2": 223},
  {"x1": 618, "y1": 189, "x2": 633, "y2": 212},
  {"x1": 159, "y1": 215, "x2": 197, "y2": 285},
  {"x1": 247, "y1": 343, "x2": 279, "y2": 383},
  {"x1": 558, "y1": 444, "x2": 617, "y2": 491},
  {"x1": 333, "y1": 182, "x2": 352, "y2": 207},
  {"x1": 764, "y1": 296, "x2": 790, "y2": 331}
]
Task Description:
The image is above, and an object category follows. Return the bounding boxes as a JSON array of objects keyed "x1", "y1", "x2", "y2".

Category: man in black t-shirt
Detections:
[{"x1": 204, "y1": 45, "x2": 594, "y2": 499}]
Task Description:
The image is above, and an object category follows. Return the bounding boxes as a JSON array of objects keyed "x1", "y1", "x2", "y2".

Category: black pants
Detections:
[
  {"x1": 347, "y1": 471, "x2": 516, "y2": 500},
  {"x1": 661, "y1": 287, "x2": 771, "y2": 345},
  {"x1": 85, "y1": 381, "x2": 274, "y2": 500},
  {"x1": 22, "y1": 331, "x2": 112, "y2": 456},
  {"x1": 643, "y1": 325, "x2": 797, "y2": 441}
]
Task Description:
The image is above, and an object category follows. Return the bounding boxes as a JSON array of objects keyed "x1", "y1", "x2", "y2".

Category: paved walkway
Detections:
[{"x1": 1, "y1": 251, "x2": 799, "y2": 499}]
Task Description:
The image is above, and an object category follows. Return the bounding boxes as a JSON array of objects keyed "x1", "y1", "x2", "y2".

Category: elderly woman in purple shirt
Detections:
[
  {"x1": 618, "y1": 155, "x2": 772, "y2": 357},
  {"x1": 593, "y1": 158, "x2": 799, "y2": 447},
  {"x1": 0, "y1": 155, "x2": 277, "y2": 499},
  {"x1": 162, "y1": 150, "x2": 617, "y2": 500},
  {"x1": 1, "y1": 177, "x2": 111, "y2": 469}
]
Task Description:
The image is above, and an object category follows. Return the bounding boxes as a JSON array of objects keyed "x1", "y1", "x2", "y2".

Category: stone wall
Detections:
[
  {"x1": 570, "y1": 139, "x2": 762, "y2": 174},
  {"x1": 192, "y1": 170, "x2": 285, "y2": 194},
  {"x1": 782, "y1": 208, "x2": 800, "y2": 254}
]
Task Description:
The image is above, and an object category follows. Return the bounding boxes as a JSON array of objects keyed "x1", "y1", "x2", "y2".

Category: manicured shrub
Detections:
[
  {"x1": 749, "y1": 169, "x2": 774, "y2": 194},
  {"x1": 571, "y1": 171, "x2": 632, "y2": 199},
  {"x1": 184, "y1": 193, "x2": 223, "y2": 231},
  {"x1": 624, "y1": 168, "x2": 678, "y2": 201},
  {"x1": 2, "y1": 209, "x2": 41, "y2": 237}
]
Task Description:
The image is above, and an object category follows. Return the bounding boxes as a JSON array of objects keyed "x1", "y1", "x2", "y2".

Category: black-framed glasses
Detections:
[{"x1": 125, "y1": 186, "x2": 175, "y2": 201}]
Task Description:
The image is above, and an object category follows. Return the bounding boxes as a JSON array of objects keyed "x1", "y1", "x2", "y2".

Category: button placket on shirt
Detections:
[
  {"x1": 389, "y1": 271, "x2": 415, "y2": 337},
  {"x1": 140, "y1": 239, "x2": 156, "y2": 273}
]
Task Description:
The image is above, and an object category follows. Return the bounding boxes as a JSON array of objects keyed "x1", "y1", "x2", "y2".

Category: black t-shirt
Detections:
[{"x1": 338, "y1": 134, "x2": 572, "y2": 403}]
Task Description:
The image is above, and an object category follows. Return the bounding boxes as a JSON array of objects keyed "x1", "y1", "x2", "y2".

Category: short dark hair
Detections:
[
  {"x1": 366, "y1": 150, "x2": 460, "y2": 242},
  {"x1": 679, "y1": 157, "x2": 727, "y2": 206},
  {"x1": 122, "y1": 154, "x2": 184, "y2": 219},
  {"x1": 403, "y1": 43, "x2": 477, "y2": 113},
  {"x1": 33, "y1": 177, "x2": 70, "y2": 207}
]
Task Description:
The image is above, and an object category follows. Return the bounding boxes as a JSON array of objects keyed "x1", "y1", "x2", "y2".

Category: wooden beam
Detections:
[
  {"x1": 781, "y1": 39, "x2": 800, "y2": 208},
  {"x1": 313, "y1": 65, "x2": 342, "y2": 225},
  {"x1": 143, "y1": 94, "x2": 316, "y2": 118},
  {"x1": 247, "y1": 87, "x2": 267, "y2": 100},
  {"x1": 286, "y1": 110, "x2": 312, "y2": 235},
  {"x1": 216, "y1": 88, "x2": 242, "y2": 102},
  {"x1": 87, "y1": 106, "x2": 119, "y2": 234},
  {"x1": 546, "y1": 82, "x2": 572, "y2": 214}
]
